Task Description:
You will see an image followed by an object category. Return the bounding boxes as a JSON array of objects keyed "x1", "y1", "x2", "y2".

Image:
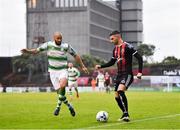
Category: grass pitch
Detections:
[{"x1": 0, "y1": 91, "x2": 180, "y2": 129}]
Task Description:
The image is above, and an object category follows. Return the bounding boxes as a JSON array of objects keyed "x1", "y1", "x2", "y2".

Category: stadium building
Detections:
[{"x1": 27, "y1": 0, "x2": 143, "y2": 60}]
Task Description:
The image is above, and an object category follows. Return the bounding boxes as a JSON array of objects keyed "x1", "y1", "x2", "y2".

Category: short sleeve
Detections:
[
  {"x1": 37, "y1": 42, "x2": 48, "y2": 52},
  {"x1": 75, "y1": 68, "x2": 80, "y2": 77}
]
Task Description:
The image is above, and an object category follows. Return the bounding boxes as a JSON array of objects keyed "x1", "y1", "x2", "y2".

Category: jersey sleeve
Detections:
[
  {"x1": 67, "y1": 44, "x2": 77, "y2": 57},
  {"x1": 75, "y1": 68, "x2": 80, "y2": 77},
  {"x1": 37, "y1": 42, "x2": 48, "y2": 52},
  {"x1": 127, "y1": 44, "x2": 138, "y2": 55},
  {"x1": 127, "y1": 43, "x2": 143, "y2": 73},
  {"x1": 112, "y1": 47, "x2": 117, "y2": 59},
  {"x1": 100, "y1": 47, "x2": 117, "y2": 68}
]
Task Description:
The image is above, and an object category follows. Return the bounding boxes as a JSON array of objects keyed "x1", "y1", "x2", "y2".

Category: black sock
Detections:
[
  {"x1": 118, "y1": 91, "x2": 128, "y2": 113},
  {"x1": 115, "y1": 97, "x2": 125, "y2": 112}
]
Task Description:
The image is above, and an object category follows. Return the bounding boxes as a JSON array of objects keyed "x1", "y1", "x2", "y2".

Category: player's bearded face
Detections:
[
  {"x1": 110, "y1": 35, "x2": 118, "y2": 45},
  {"x1": 54, "y1": 35, "x2": 62, "y2": 45}
]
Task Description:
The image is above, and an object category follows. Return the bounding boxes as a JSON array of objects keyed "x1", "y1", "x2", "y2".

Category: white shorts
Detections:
[
  {"x1": 49, "y1": 69, "x2": 68, "y2": 90},
  {"x1": 68, "y1": 81, "x2": 78, "y2": 88},
  {"x1": 98, "y1": 82, "x2": 105, "y2": 88}
]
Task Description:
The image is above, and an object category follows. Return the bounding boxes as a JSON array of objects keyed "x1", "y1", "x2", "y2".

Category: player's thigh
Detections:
[
  {"x1": 58, "y1": 69, "x2": 68, "y2": 88},
  {"x1": 117, "y1": 84, "x2": 126, "y2": 91},
  {"x1": 74, "y1": 82, "x2": 78, "y2": 88},
  {"x1": 68, "y1": 81, "x2": 73, "y2": 89},
  {"x1": 116, "y1": 74, "x2": 133, "y2": 91},
  {"x1": 59, "y1": 78, "x2": 67, "y2": 88},
  {"x1": 50, "y1": 72, "x2": 60, "y2": 90}
]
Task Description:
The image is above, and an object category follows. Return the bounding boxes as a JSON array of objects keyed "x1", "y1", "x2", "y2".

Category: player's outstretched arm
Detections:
[
  {"x1": 21, "y1": 48, "x2": 39, "y2": 54},
  {"x1": 74, "y1": 54, "x2": 89, "y2": 74},
  {"x1": 95, "y1": 58, "x2": 116, "y2": 70},
  {"x1": 134, "y1": 52, "x2": 143, "y2": 79}
]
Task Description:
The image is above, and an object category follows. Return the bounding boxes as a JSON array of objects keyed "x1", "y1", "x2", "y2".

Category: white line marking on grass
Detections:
[{"x1": 82, "y1": 113, "x2": 180, "y2": 129}]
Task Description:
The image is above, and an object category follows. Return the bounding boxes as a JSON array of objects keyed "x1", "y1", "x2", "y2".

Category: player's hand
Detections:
[
  {"x1": 137, "y1": 73, "x2": 142, "y2": 79},
  {"x1": 21, "y1": 49, "x2": 28, "y2": 54},
  {"x1": 95, "y1": 65, "x2": 101, "y2": 70},
  {"x1": 82, "y1": 66, "x2": 89, "y2": 74}
]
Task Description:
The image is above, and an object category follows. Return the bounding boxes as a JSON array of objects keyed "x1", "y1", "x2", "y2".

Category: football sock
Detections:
[
  {"x1": 115, "y1": 97, "x2": 125, "y2": 112},
  {"x1": 57, "y1": 87, "x2": 71, "y2": 108},
  {"x1": 69, "y1": 88, "x2": 73, "y2": 97},
  {"x1": 75, "y1": 87, "x2": 78, "y2": 94},
  {"x1": 118, "y1": 90, "x2": 128, "y2": 113}
]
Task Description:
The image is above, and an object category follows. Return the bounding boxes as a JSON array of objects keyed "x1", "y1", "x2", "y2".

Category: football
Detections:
[{"x1": 96, "y1": 111, "x2": 108, "y2": 122}]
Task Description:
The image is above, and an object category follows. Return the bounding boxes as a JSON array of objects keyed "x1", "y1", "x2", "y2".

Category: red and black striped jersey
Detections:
[{"x1": 101, "y1": 42, "x2": 143, "y2": 74}]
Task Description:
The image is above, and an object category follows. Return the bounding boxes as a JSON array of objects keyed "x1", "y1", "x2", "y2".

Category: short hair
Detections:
[{"x1": 109, "y1": 30, "x2": 120, "y2": 36}]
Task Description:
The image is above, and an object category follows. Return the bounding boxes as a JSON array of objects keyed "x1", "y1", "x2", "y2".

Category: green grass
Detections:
[{"x1": 0, "y1": 91, "x2": 180, "y2": 129}]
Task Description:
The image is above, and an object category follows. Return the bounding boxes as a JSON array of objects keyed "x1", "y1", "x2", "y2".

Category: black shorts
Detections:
[
  {"x1": 114, "y1": 73, "x2": 134, "y2": 91},
  {"x1": 104, "y1": 81, "x2": 110, "y2": 86}
]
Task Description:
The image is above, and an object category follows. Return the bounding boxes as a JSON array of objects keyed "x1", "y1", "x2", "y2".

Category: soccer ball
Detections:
[{"x1": 96, "y1": 111, "x2": 108, "y2": 122}]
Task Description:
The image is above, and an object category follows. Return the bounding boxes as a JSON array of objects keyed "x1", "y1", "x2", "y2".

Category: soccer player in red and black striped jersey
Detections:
[{"x1": 95, "y1": 30, "x2": 143, "y2": 122}]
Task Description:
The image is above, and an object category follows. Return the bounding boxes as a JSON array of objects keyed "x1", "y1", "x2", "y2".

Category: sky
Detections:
[
  {"x1": 0, "y1": 0, "x2": 180, "y2": 62},
  {"x1": 143, "y1": 0, "x2": 180, "y2": 61},
  {"x1": 0, "y1": 0, "x2": 26, "y2": 57}
]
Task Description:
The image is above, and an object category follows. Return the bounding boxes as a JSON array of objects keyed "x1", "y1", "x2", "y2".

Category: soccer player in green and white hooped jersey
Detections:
[
  {"x1": 68, "y1": 62, "x2": 80, "y2": 100},
  {"x1": 21, "y1": 32, "x2": 89, "y2": 117}
]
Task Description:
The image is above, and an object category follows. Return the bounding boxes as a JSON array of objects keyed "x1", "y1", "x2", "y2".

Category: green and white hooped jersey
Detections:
[
  {"x1": 97, "y1": 74, "x2": 105, "y2": 82},
  {"x1": 68, "y1": 67, "x2": 80, "y2": 82},
  {"x1": 37, "y1": 41, "x2": 77, "y2": 72}
]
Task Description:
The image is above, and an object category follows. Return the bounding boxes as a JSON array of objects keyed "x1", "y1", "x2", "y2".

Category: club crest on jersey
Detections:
[{"x1": 121, "y1": 80, "x2": 125, "y2": 84}]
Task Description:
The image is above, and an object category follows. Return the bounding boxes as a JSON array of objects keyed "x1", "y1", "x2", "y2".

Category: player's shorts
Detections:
[
  {"x1": 68, "y1": 81, "x2": 78, "y2": 88},
  {"x1": 98, "y1": 82, "x2": 105, "y2": 88},
  {"x1": 105, "y1": 80, "x2": 110, "y2": 86},
  {"x1": 49, "y1": 69, "x2": 68, "y2": 90},
  {"x1": 114, "y1": 73, "x2": 134, "y2": 91}
]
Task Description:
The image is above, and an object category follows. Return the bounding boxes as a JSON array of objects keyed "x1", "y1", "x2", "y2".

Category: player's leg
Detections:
[
  {"x1": 56, "y1": 78, "x2": 75, "y2": 116},
  {"x1": 107, "y1": 85, "x2": 111, "y2": 93},
  {"x1": 116, "y1": 84, "x2": 129, "y2": 121},
  {"x1": 116, "y1": 74, "x2": 133, "y2": 122},
  {"x1": 74, "y1": 82, "x2": 79, "y2": 98},
  {"x1": 51, "y1": 70, "x2": 75, "y2": 117},
  {"x1": 105, "y1": 83, "x2": 108, "y2": 93},
  {"x1": 68, "y1": 82, "x2": 73, "y2": 100},
  {"x1": 115, "y1": 85, "x2": 126, "y2": 117},
  {"x1": 98, "y1": 83, "x2": 101, "y2": 91},
  {"x1": 50, "y1": 72, "x2": 62, "y2": 116}
]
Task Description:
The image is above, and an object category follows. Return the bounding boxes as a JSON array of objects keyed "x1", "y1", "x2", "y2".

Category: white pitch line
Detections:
[{"x1": 81, "y1": 113, "x2": 180, "y2": 129}]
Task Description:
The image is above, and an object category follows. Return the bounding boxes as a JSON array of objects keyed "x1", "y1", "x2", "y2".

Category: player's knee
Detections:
[
  {"x1": 115, "y1": 92, "x2": 119, "y2": 98},
  {"x1": 117, "y1": 84, "x2": 126, "y2": 91},
  {"x1": 59, "y1": 95, "x2": 66, "y2": 101},
  {"x1": 118, "y1": 90, "x2": 125, "y2": 96}
]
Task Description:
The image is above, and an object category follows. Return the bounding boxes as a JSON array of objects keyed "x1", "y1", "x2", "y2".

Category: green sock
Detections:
[
  {"x1": 75, "y1": 87, "x2": 78, "y2": 93},
  {"x1": 69, "y1": 88, "x2": 73, "y2": 97},
  {"x1": 57, "y1": 87, "x2": 71, "y2": 108}
]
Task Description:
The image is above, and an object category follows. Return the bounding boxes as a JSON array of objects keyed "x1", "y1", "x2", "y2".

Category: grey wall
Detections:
[
  {"x1": 89, "y1": 0, "x2": 119, "y2": 60},
  {"x1": 27, "y1": 0, "x2": 143, "y2": 60},
  {"x1": 121, "y1": 0, "x2": 143, "y2": 46},
  {"x1": 27, "y1": 0, "x2": 89, "y2": 55}
]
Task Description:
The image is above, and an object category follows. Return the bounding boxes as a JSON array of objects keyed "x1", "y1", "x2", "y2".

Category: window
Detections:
[
  {"x1": 55, "y1": 0, "x2": 60, "y2": 7},
  {"x1": 32, "y1": 0, "x2": 37, "y2": 8},
  {"x1": 28, "y1": 0, "x2": 37, "y2": 8},
  {"x1": 79, "y1": 0, "x2": 83, "y2": 6},
  {"x1": 65, "y1": 0, "x2": 69, "y2": 7},
  {"x1": 70, "y1": 0, "x2": 74, "y2": 7},
  {"x1": 60, "y1": 0, "x2": 65, "y2": 7},
  {"x1": 84, "y1": 0, "x2": 88, "y2": 6},
  {"x1": 74, "y1": 0, "x2": 79, "y2": 7}
]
